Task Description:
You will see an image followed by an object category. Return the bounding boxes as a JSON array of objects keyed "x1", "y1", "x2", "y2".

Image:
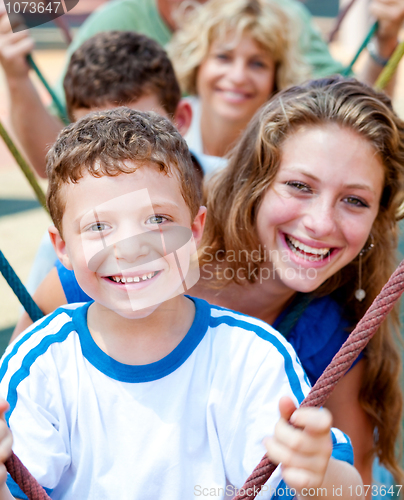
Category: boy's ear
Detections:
[
  {"x1": 48, "y1": 225, "x2": 73, "y2": 271},
  {"x1": 174, "y1": 99, "x2": 192, "y2": 137},
  {"x1": 191, "y1": 206, "x2": 207, "y2": 248}
]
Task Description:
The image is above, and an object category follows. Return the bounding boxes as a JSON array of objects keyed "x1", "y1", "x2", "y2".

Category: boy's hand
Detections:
[
  {"x1": 0, "y1": 7, "x2": 34, "y2": 81},
  {"x1": 264, "y1": 396, "x2": 332, "y2": 493},
  {"x1": 0, "y1": 399, "x2": 12, "y2": 486}
]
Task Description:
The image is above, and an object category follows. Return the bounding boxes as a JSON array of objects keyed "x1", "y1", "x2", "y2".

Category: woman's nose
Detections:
[
  {"x1": 302, "y1": 200, "x2": 338, "y2": 238},
  {"x1": 228, "y1": 59, "x2": 248, "y2": 83}
]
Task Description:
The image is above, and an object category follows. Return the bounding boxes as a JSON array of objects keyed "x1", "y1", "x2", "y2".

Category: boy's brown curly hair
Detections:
[{"x1": 46, "y1": 108, "x2": 202, "y2": 235}]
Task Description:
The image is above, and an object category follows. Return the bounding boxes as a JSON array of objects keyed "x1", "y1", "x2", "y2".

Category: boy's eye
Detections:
[
  {"x1": 146, "y1": 215, "x2": 169, "y2": 224},
  {"x1": 89, "y1": 222, "x2": 109, "y2": 232},
  {"x1": 285, "y1": 181, "x2": 311, "y2": 193},
  {"x1": 344, "y1": 196, "x2": 369, "y2": 208}
]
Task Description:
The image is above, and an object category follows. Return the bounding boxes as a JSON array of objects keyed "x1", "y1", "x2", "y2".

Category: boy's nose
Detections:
[
  {"x1": 86, "y1": 226, "x2": 193, "y2": 271},
  {"x1": 113, "y1": 233, "x2": 151, "y2": 262},
  {"x1": 87, "y1": 232, "x2": 156, "y2": 271}
]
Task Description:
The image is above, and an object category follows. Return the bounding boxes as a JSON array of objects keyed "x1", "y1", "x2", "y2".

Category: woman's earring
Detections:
[{"x1": 355, "y1": 234, "x2": 375, "y2": 302}]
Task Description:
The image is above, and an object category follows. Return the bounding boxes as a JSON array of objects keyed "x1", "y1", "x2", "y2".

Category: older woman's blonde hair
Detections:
[
  {"x1": 167, "y1": 0, "x2": 311, "y2": 95},
  {"x1": 201, "y1": 76, "x2": 404, "y2": 482}
]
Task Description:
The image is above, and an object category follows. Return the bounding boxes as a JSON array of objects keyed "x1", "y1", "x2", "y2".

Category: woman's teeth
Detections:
[
  {"x1": 222, "y1": 90, "x2": 248, "y2": 100},
  {"x1": 286, "y1": 235, "x2": 331, "y2": 261},
  {"x1": 109, "y1": 272, "x2": 157, "y2": 283}
]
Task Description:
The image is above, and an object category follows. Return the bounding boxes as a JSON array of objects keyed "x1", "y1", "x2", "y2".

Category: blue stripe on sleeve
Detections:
[
  {"x1": 5, "y1": 322, "x2": 76, "y2": 424},
  {"x1": 0, "y1": 308, "x2": 75, "y2": 383},
  {"x1": 209, "y1": 314, "x2": 307, "y2": 403},
  {"x1": 331, "y1": 429, "x2": 354, "y2": 465},
  {"x1": 331, "y1": 443, "x2": 354, "y2": 465}
]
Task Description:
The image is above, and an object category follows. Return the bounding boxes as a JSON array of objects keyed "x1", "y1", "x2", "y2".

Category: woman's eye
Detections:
[
  {"x1": 250, "y1": 60, "x2": 266, "y2": 69},
  {"x1": 89, "y1": 222, "x2": 109, "y2": 232},
  {"x1": 345, "y1": 197, "x2": 369, "y2": 208},
  {"x1": 215, "y1": 53, "x2": 230, "y2": 62},
  {"x1": 285, "y1": 181, "x2": 311, "y2": 193},
  {"x1": 146, "y1": 215, "x2": 169, "y2": 224}
]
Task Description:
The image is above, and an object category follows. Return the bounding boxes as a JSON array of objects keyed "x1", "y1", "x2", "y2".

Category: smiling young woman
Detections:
[
  {"x1": 194, "y1": 77, "x2": 404, "y2": 487},
  {"x1": 254, "y1": 124, "x2": 384, "y2": 296},
  {"x1": 168, "y1": 0, "x2": 311, "y2": 159}
]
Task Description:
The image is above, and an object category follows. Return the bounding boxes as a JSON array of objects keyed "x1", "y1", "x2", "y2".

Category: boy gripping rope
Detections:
[{"x1": 0, "y1": 109, "x2": 362, "y2": 499}]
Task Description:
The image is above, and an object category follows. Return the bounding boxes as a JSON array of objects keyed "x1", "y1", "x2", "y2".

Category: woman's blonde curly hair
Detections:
[{"x1": 167, "y1": 0, "x2": 311, "y2": 96}]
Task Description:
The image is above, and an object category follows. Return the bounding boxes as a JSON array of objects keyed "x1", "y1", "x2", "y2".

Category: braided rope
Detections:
[
  {"x1": 5, "y1": 454, "x2": 51, "y2": 500},
  {"x1": 0, "y1": 120, "x2": 48, "y2": 213},
  {"x1": 0, "y1": 251, "x2": 43, "y2": 323},
  {"x1": 342, "y1": 21, "x2": 378, "y2": 76},
  {"x1": 233, "y1": 258, "x2": 404, "y2": 499},
  {"x1": 26, "y1": 55, "x2": 69, "y2": 125}
]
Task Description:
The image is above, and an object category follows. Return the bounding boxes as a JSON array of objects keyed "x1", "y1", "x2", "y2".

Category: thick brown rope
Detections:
[
  {"x1": 5, "y1": 453, "x2": 51, "y2": 500},
  {"x1": 5, "y1": 259, "x2": 404, "y2": 499},
  {"x1": 233, "y1": 258, "x2": 404, "y2": 499}
]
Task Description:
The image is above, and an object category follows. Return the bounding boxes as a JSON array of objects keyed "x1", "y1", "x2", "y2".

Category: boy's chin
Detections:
[
  {"x1": 113, "y1": 294, "x2": 184, "y2": 320},
  {"x1": 115, "y1": 302, "x2": 163, "y2": 320}
]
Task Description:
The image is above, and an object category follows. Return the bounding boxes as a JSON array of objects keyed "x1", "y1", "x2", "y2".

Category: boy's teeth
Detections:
[
  {"x1": 110, "y1": 272, "x2": 157, "y2": 283},
  {"x1": 286, "y1": 235, "x2": 330, "y2": 259}
]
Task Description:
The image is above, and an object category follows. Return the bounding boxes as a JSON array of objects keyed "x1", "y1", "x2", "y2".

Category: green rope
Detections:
[
  {"x1": 0, "y1": 250, "x2": 44, "y2": 323},
  {"x1": 342, "y1": 21, "x2": 378, "y2": 76},
  {"x1": 0, "y1": 118, "x2": 48, "y2": 213},
  {"x1": 374, "y1": 40, "x2": 404, "y2": 90},
  {"x1": 27, "y1": 54, "x2": 69, "y2": 125}
]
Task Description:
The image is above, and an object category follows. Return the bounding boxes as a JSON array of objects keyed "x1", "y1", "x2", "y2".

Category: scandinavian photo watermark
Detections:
[
  {"x1": 193, "y1": 484, "x2": 403, "y2": 497},
  {"x1": 201, "y1": 245, "x2": 324, "y2": 284}
]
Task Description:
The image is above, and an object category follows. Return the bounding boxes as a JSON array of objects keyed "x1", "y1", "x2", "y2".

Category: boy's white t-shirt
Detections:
[{"x1": 0, "y1": 297, "x2": 352, "y2": 500}]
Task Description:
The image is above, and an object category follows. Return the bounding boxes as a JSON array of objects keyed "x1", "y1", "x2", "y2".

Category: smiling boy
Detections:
[{"x1": 0, "y1": 108, "x2": 362, "y2": 500}]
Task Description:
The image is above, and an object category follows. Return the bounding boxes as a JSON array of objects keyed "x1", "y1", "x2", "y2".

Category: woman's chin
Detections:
[{"x1": 281, "y1": 275, "x2": 325, "y2": 294}]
